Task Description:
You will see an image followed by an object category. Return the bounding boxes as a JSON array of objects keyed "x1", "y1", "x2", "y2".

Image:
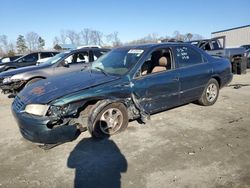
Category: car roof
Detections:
[
  {"x1": 116, "y1": 42, "x2": 190, "y2": 50},
  {"x1": 68, "y1": 47, "x2": 111, "y2": 53}
]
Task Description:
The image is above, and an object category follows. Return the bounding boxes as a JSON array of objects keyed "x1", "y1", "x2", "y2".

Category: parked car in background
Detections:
[
  {"x1": 0, "y1": 51, "x2": 59, "y2": 73},
  {"x1": 11, "y1": 43, "x2": 233, "y2": 144},
  {"x1": 188, "y1": 36, "x2": 247, "y2": 74},
  {"x1": 245, "y1": 49, "x2": 250, "y2": 68},
  {"x1": 240, "y1": 45, "x2": 250, "y2": 68},
  {"x1": 0, "y1": 55, "x2": 22, "y2": 63},
  {"x1": 241, "y1": 44, "x2": 250, "y2": 50},
  {"x1": 0, "y1": 47, "x2": 109, "y2": 94}
]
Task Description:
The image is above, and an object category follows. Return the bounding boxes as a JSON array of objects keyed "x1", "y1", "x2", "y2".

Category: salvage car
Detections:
[
  {"x1": 0, "y1": 51, "x2": 59, "y2": 73},
  {"x1": 12, "y1": 43, "x2": 233, "y2": 144},
  {"x1": 0, "y1": 47, "x2": 109, "y2": 94}
]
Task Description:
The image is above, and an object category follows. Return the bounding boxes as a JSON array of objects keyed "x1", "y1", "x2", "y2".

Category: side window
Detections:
[
  {"x1": 21, "y1": 53, "x2": 38, "y2": 62},
  {"x1": 211, "y1": 41, "x2": 222, "y2": 50},
  {"x1": 93, "y1": 50, "x2": 108, "y2": 61},
  {"x1": 64, "y1": 52, "x2": 89, "y2": 64},
  {"x1": 40, "y1": 52, "x2": 53, "y2": 59},
  {"x1": 140, "y1": 48, "x2": 172, "y2": 76},
  {"x1": 76, "y1": 52, "x2": 89, "y2": 63},
  {"x1": 203, "y1": 43, "x2": 211, "y2": 51},
  {"x1": 174, "y1": 46, "x2": 203, "y2": 68}
]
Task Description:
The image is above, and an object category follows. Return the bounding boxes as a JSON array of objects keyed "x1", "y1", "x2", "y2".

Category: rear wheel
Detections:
[
  {"x1": 198, "y1": 78, "x2": 219, "y2": 106},
  {"x1": 88, "y1": 101, "x2": 128, "y2": 138}
]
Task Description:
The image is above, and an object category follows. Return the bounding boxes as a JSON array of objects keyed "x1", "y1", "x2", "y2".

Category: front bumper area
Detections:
[
  {"x1": 12, "y1": 105, "x2": 81, "y2": 144},
  {"x1": 0, "y1": 84, "x2": 14, "y2": 94},
  {"x1": 0, "y1": 81, "x2": 24, "y2": 94}
]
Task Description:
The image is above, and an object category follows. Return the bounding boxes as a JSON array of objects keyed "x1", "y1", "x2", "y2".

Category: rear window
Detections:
[
  {"x1": 174, "y1": 46, "x2": 203, "y2": 68},
  {"x1": 40, "y1": 52, "x2": 53, "y2": 58}
]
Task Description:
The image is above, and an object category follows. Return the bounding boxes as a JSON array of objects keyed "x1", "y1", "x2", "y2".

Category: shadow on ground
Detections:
[{"x1": 67, "y1": 137, "x2": 127, "y2": 188}]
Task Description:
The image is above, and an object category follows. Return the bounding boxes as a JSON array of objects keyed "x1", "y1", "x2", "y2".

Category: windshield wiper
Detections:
[{"x1": 93, "y1": 67, "x2": 108, "y2": 76}]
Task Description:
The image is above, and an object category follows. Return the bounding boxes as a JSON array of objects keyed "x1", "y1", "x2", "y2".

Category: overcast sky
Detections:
[{"x1": 1, "y1": 0, "x2": 250, "y2": 48}]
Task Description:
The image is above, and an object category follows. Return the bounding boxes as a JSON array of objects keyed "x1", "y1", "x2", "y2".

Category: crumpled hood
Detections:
[{"x1": 18, "y1": 70, "x2": 119, "y2": 104}]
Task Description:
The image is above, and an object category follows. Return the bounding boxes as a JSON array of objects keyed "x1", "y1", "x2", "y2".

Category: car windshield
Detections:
[
  {"x1": 91, "y1": 48, "x2": 144, "y2": 75},
  {"x1": 40, "y1": 52, "x2": 68, "y2": 66},
  {"x1": 13, "y1": 54, "x2": 26, "y2": 62}
]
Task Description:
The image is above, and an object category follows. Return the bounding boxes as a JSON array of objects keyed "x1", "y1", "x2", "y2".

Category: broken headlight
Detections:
[
  {"x1": 24, "y1": 104, "x2": 50, "y2": 116},
  {"x1": 47, "y1": 101, "x2": 85, "y2": 117}
]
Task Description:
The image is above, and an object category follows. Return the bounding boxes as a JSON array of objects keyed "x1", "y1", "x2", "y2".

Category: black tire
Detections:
[
  {"x1": 87, "y1": 101, "x2": 128, "y2": 138},
  {"x1": 25, "y1": 78, "x2": 43, "y2": 87},
  {"x1": 198, "y1": 78, "x2": 219, "y2": 106}
]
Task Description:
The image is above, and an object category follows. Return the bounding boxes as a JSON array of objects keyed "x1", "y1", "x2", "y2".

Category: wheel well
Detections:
[
  {"x1": 212, "y1": 76, "x2": 221, "y2": 88},
  {"x1": 78, "y1": 99, "x2": 127, "y2": 118},
  {"x1": 6, "y1": 67, "x2": 16, "y2": 71},
  {"x1": 27, "y1": 77, "x2": 46, "y2": 82}
]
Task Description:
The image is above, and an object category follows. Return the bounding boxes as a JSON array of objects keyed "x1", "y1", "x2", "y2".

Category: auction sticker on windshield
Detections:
[{"x1": 128, "y1": 49, "x2": 144, "y2": 56}]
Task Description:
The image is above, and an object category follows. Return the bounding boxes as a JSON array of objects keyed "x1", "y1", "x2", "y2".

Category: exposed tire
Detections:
[
  {"x1": 87, "y1": 101, "x2": 128, "y2": 138},
  {"x1": 198, "y1": 78, "x2": 219, "y2": 106},
  {"x1": 25, "y1": 78, "x2": 44, "y2": 87}
]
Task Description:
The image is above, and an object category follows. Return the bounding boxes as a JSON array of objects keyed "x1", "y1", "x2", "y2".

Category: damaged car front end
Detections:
[
  {"x1": 12, "y1": 96, "x2": 87, "y2": 144},
  {"x1": 0, "y1": 76, "x2": 26, "y2": 94},
  {"x1": 11, "y1": 63, "x2": 135, "y2": 144}
]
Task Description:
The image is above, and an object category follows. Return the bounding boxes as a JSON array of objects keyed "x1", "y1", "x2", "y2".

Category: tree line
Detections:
[
  {"x1": 0, "y1": 32, "x2": 45, "y2": 57},
  {"x1": 0, "y1": 29, "x2": 203, "y2": 57}
]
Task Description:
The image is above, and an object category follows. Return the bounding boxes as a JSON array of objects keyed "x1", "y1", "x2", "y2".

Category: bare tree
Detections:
[
  {"x1": 125, "y1": 33, "x2": 160, "y2": 45},
  {"x1": 66, "y1": 30, "x2": 80, "y2": 45},
  {"x1": 53, "y1": 36, "x2": 60, "y2": 46},
  {"x1": 60, "y1": 30, "x2": 67, "y2": 44},
  {"x1": 106, "y1": 31, "x2": 122, "y2": 47},
  {"x1": 80, "y1": 28, "x2": 92, "y2": 45},
  {"x1": 0, "y1": 35, "x2": 8, "y2": 53},
  {"x1": 173, "y1": 30, "x2": 185, "y2": 41},
  {"x1": 90, "y1": 30, "x2": 103, "y2": 45},
  {"x1": 26, "y1": 32, "x2": 40, "y2": 51},
  {"x1": 0, "y1": 47, "x2": 4, "y2": 57},
  {"x1": 7, "y1": 42, "x2": 15, "y2": 56}
]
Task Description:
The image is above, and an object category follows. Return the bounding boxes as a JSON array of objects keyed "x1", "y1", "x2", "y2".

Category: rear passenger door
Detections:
[{"x1": 173, "y1": 45, "x2": 212, "y2": 104}]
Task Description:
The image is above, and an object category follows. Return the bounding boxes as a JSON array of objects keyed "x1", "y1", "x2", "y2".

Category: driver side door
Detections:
[
  {"x1": 132, "y1": 47, "x2": 180, "y2": 113},
  {"x1": 17, "y1": 53, "x2": 38, "y2": 67}
]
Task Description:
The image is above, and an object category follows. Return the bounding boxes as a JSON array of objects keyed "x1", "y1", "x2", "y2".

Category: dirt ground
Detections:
[{"x1": 0, "y1": 71, "x2": 250, "y2": 188}]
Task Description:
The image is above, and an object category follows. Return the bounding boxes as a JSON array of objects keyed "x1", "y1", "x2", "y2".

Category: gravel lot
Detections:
[{"x1": 0, "y1": 71, "x2": 250, "y2": 188}]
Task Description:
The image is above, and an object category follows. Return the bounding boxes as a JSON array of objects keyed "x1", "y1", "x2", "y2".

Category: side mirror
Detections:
[{"x1": 62, "y1": 60, "x2": 70, "y2": 68}]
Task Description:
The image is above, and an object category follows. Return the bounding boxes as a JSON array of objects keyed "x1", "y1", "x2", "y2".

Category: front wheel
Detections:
[
  {"x1": 88, "y1": 101, "x2": 128, "y2": 138},
  {"x1": 198, "y1": 78, "x2": 219, "y2": 106}
]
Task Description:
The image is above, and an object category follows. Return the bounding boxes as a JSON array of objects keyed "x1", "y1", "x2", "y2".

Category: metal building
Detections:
[{"x1": 212, "y1": 25, "x2": 250, "y2": 48}]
